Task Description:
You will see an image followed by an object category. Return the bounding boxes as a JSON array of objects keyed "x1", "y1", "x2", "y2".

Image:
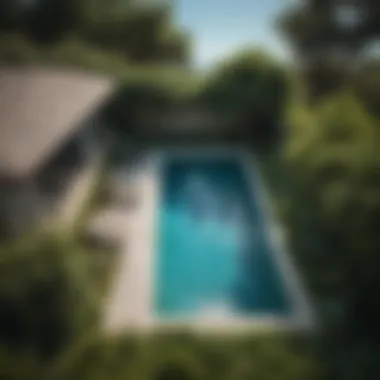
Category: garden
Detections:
[{"x1": 0, "y1": 1, "x2": 379, "y2": 379}]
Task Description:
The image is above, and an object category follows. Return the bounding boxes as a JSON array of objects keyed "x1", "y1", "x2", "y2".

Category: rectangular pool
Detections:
[{"x1": 154, "y1": 155, "x2": 293, "y2": 321}]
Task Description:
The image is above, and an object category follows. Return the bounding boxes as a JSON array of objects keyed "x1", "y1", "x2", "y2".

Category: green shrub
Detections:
[{"x1": 0, "y1": 235, "x2": 97, "y2": 358}]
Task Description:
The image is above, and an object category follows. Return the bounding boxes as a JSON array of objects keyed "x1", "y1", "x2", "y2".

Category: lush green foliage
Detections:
[
  {"x1": 199, "y1": 50, "x2": 287, "y2": 111},
  {"x1": 0, "y1": 234, "x2": 98, "y2": 358},
  {"x1": 279, "y1": 0, "x2": 379, "y2": 55},
  {"x1": 0, "y1": 0, "x2": 189, "y2": 66},
  {"x1": 285, "y1": 92, "x2": 379, "y2": 283},
  {"x1": 279, "y1": 0, "x2": 380, "y2": 103},
  {"x1": 197, "y1": 50, "x2": 290, "y2": 147},
  {"x1": 274, "y1": 92, "x2": 380, "y2": 378},
  {"x1": 50, "y1": 333, "x2": 325, "y2": 380}
]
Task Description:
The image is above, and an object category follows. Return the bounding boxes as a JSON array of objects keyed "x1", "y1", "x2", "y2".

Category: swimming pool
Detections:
[
  {"x1": 103, "y1": 148, "x2": 315, "y2": 333},
  {"x1": 152, "y1": 150, "x2": 314, "y2": 328}
]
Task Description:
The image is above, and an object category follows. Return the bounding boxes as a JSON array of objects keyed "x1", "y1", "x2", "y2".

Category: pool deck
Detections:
[
  {"x1": 102, "y1": 147, "x2": 316, "y2": 335},
  {"x1": 103, "y1": 162, "x2": 158, "y2": 331}
]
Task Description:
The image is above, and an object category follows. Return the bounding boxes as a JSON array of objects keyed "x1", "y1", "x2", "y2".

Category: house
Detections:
[{"x1": 0, "y1": 66, "x2": 117, "y2": 239}]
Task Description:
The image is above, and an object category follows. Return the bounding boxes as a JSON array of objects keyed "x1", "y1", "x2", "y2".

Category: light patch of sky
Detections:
[{"x1": 173, "y1": 0, "x2": 293, "y2": 69}]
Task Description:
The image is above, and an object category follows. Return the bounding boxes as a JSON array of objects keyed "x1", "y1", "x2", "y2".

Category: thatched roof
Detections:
[{"x1": 0, "y1": 66, "x2": 116, "y2": 180}]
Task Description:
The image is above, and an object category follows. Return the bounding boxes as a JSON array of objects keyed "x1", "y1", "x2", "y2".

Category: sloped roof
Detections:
[{"x1": 0, "y1": 66, "x2": 116, "y2": 179}]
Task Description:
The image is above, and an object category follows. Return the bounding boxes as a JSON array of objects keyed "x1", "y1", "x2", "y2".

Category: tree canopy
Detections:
[
  {"x1": 279, "y1": 0, "x2": 380, "y2": 103},
  {"x1": 197, "y1": 50, "x2": 290, "y2": 147},
  {"x1": 0, "y1": 0, "x2": 190, "y2": 67}
]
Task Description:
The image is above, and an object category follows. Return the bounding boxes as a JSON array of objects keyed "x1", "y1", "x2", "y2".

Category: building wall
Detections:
[{"x1": 0, "y1": 116, "x2": 105, "y2": 239}]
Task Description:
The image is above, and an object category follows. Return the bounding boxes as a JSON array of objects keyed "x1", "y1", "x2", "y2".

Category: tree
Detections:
[
  {"x1": 26, "y1": 0, "x2": 86, "y2": 44},
  {"x1": 281, "y1": 0, "x2": 379, "y2": 61},
  {"x1": 0, "y1": 0, "x2": 189, "y2": 66},
  {"x1": 279, "y1": 0, "x2": 380, "y2": 102},
  {"x1": 285, "y1": 91, "x2": 380, "y2": 353},
  {"x1": 82, "y1": 2, "x2": 190, "y2": 64},
  {"x1": 0, "y1": 1, "x2": 26, "y2": 33},
  {"x1": 198, "y1": 50, "x2": 290, "y2": 148}
]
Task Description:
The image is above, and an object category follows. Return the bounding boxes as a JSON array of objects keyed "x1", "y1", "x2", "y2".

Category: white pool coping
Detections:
[{"x1": 103, "y1": 147, "x2": 316, "y2": 335}]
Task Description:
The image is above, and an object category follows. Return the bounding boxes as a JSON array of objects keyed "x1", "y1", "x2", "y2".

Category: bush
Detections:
[{"x1": 0, "y1": 235, "x2": 97, "y2": 358}]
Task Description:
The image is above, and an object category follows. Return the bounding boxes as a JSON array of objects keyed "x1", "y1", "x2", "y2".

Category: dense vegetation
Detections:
[
  {"x1": 0, "y1": 235, "x2": 97, "y2": 358},
  {"x1": 0, "y1": 0, "x2": 189, "y2": 66},
  {"x1": 276, "y1": 1, "x2": 380, "y2": 377},
  {"x1": 196, "y1": 50, "x2": 290, "y2": 148},
  {"x1": 282, "y1": 92, "x2": 380, "y2": 378},
  {"x1": 0, "y1": 0, "x2": 379, "y2": 379}
]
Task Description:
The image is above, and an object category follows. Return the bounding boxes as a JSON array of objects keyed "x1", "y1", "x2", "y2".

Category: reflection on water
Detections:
[
  {"x1": 183, "y1": 172, "x2": 218, "y2": 220},
  {"x1": 183, "y1": 172, "x2": 250, "y2": 240}
]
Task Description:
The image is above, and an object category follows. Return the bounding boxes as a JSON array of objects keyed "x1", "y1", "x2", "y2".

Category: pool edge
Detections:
[{"x1": 103, "y1": 146, "x2": 317, "y2": 335}]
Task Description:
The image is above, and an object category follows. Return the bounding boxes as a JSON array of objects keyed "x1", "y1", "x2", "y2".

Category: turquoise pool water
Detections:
[{"x1": 155, "y1": 157, "x2": 291, "y2": 319}]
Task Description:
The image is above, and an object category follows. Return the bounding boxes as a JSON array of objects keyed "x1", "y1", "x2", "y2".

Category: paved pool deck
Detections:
[
  {"x1": 103, "y1": 161, "x2": 158, "y2": 332},
  {"x1": 102, "y1": 148, "x2": 316, "y2": 335}
]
